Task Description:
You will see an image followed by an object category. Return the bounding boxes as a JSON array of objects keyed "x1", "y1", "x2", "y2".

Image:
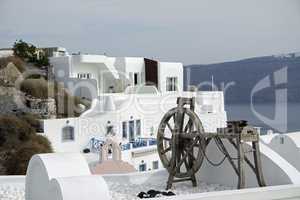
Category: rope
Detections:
[{"x1": 196, "y1": 137, "x2": 228, "y2": 167}]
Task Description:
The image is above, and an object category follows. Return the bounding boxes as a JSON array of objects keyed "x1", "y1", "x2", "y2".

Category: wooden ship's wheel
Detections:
[
  {"x1": 157, "y1": 97, "x2": 206, "y2": 189},
  {"x1": 157, "y1": 97, "x2": 266, "y2": 190}
]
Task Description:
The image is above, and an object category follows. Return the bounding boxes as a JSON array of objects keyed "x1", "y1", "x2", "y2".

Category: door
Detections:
[{"x1": 144, "y1": 58, "x2": 158, "y2": 87}]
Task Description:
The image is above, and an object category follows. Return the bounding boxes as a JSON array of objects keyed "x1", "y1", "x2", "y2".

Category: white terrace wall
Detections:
[{"x1": 261, "y1": 132, "x2": 300, "y2": 172}]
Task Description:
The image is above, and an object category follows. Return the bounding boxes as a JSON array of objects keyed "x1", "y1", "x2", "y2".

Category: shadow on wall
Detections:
[
  {"x1": 264, "y1": 133, "x2": 300, "y2": 172},
  {"x1": 197, "y1": 140, "x2": 299, "y2": 188}
]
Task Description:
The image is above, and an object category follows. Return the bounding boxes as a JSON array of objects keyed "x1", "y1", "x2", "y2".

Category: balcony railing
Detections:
[
  {"x1": 121, "y1": 138, "x2": 157, "y2": 151},
  {"x1": 87, "y1": 137, "x2": 157, "y2": 152}
]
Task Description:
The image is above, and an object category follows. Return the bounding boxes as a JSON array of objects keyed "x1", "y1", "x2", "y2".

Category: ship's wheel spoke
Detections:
[
  {"x1": 172, "y1": 114, "x2": 176, "y2": 127},
  {"x1": 183, "y1": 146, "x2": 197, "y2": 161},
  {"x1": 161, "y1": 147, "x2": 171, "y2": 155},
  {"x1": 184, "y1": 119, "x2": 191, "y2": 133},
  {"x1": 166, "y1": 122, "x2": 173, "y2": 133},
  {"x1": 176, "y1": 151, "x2": 188, "y2": 171}
]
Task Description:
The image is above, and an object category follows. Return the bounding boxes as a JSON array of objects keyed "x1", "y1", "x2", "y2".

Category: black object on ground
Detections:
[{"x1": 137, "y1": 190, "x2": 176, "y2": 198}]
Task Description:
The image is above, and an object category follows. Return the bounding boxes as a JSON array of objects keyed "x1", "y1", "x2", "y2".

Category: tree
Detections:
[
  {"x1": 12, "y1": 39, "x2": 49, "y2": 68},
  {"x1": 35, "y1": 55, "x2": 49, "y2": 67},
  {"x1": 13, "y1": 39, "x2": 36, "y2": 61}
]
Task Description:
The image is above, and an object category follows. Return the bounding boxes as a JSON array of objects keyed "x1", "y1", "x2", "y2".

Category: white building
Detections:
[
  {"x1": 0, "y1": 48, "x2": 14, "y2": 58},
  {"x1": 41, "y1": 50, "x2": 227, "y2": 172},
  {"x1": 50, "y1": 54, "x2": 183, "y2": 99}
]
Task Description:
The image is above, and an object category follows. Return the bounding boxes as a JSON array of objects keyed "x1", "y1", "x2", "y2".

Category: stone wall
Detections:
[
  {"x1": 0, "y1": 87, "x2": 23, "y2": 115},
  {"x1": 24, "y1": 95, "x2": 56, "y2": 119},
  {"x1": 0, "y1": 86, "x2": 56, "y2": 119}
]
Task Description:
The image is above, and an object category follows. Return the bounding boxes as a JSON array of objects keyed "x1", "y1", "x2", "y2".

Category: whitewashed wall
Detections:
[
  {"x1": 158, "y1": 62, "x2": 184, "y2": 93},
  {"x1": 42, "y1": 91, "x2": 227, "y2": 154},
  {"x1": 262, "y1": 132, "x2": 300, "y2": 172}
]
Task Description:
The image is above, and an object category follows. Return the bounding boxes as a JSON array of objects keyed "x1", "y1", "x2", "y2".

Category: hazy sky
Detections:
[{"x1": 0, "y1": 0, "x2": 300, "y2": 64}]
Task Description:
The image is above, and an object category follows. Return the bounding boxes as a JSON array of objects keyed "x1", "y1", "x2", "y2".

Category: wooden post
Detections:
[
  {"x1": 237, "y1": 137, "x2": 246, "y2": 189},
  {"x1": 252, "y1": 141, "x2": 266, "y2": 187}
]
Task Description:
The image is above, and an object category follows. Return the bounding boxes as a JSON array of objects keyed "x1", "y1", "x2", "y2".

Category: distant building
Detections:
[
  {"x1": 0, "y1": 48, "x2": 14, "y2": 58},
  {"x1": 41, "y1": 47, "x2": 68, "y2": 58}
]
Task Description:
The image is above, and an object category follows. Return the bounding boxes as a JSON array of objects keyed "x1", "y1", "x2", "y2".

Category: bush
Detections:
[
  {"x1": 0, "y1": 115, "x2": 53, "y2": 175},
  {"x1": 5, "y1": 139, "x2": 52, "y2": 175},
  {"x1": 19, "y1": 113, "x2": 41, "y2": 131},
  {"x1": 20, "y1": 78, "x2": 55, "y2": 99},
  {"x1": 0, "y1": 115, "x2": 35, "y2": 149},
  {"x1": 31, "y1": 135, "x2": 53, "y2": 152},
  {"x1": 25, "y1": 74, "x2": 47, "y2": 80}
]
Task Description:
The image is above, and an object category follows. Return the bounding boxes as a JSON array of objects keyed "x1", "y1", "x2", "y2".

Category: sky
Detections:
[{"x1": 0, "y1": 0, "x2": 300, "y2": 65}]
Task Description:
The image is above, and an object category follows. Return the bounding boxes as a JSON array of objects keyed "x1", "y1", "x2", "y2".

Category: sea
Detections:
[{"x1": 226, "y1": 103, "x2": 300, "y2": 134}]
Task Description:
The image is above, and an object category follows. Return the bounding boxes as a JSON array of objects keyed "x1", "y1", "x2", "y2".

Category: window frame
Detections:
[
  {"x1": 122, "y1": 121, "x2": 128, "y2": 139},
  {"x1": 136, "y1": 119, "x2": 141, "y2": 137},
  {"x1": 129, "y1": 120, "x2": 135, "y2": 142},
  {"x1": 166, "y1": 77, "x2": 178, "y2": 92},
  {"x1": 152, "y1": 161, "x2": 159, "y2": 170},
  {"x1": 139, "y1": 163, "x2": 147, "y2": 172},
  {"x1": 134, "y1": 73, "x2": 139, "y2": 85},
  {"x1": 62, "y1": 126, "x2": 75, "y2": 142}
]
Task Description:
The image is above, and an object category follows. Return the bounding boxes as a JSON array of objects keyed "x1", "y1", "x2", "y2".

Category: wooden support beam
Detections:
[
  {"x1": 252, "y1": 141, "x2": 266, "y2": 187},
  {"x1": 237, "y1": 137, "x2": 246, "y2": 189}
]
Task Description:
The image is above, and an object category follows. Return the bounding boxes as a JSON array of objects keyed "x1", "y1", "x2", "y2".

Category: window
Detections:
[
  {"x1": 152, "y1": 161, "x2": 159, "y2": 170},
  {"x1": 136, "y1": 120, "x2": 141, "y2": 137},
  {"x1": 122, "y1": 122, "x2": 127, "y2": 139},
  {"x1": 129, "y1": 120, "x2": 135, "y2": 141},
  {"x1": 139, "y1": 163, "x2": 147, "y2": 172},
  {"x1": 280, "y1": 137, "x2": 284, "y2": 144},
  {"x1": 166, "y1": 77, "x2": 178, "y2": 91},
  {"x1": 150, "y1": 126, "x2": 155, "y2": 136},
  {"x1": 134, "y1": 73, "x2": 139, "y2": 85},
  {"x1": 62, "y1": 126, "x2": 75, "y2": 142},
  {"x1": 77, "y1": 73, "x2": 91, "y2": 79},
  {"x1": 106, "y1": 125, "x2": 114, "y2": 136}
]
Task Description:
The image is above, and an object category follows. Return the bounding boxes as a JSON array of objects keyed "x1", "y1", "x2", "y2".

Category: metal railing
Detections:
[{"x1": 121, "y1": 138, "x2": 157, "y2": 151}]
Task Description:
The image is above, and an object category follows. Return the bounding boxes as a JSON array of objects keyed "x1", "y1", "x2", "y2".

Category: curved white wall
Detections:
[
  {"x1": 25, "y1": 153, "x2": 91, "y2": 200},
  {"x1": 48, "y1": 176, "x2": 110, "y2": 200},
  {"x1": 262, "y1": 132, "x2": 300, "y2": 172}
]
